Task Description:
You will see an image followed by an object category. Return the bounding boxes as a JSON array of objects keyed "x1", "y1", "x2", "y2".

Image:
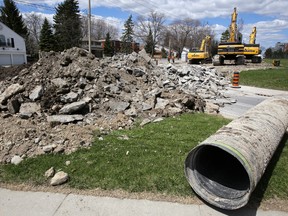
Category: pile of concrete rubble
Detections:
[{"x1": 0, "y1": 47, "x2": 231, "y2": 163}]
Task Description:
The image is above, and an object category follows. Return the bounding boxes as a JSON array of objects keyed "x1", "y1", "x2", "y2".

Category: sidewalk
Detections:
[{"x1": 0, "y1": 188, "x2": 287, "y2": 216}]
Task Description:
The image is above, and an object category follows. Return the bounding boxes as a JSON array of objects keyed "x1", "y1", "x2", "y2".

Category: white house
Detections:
[{"x1": 0, "y1": 21, "x2": 27, "y2": 66}]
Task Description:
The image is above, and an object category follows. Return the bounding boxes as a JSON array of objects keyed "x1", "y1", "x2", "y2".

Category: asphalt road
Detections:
[{"x1": 219, "y1": 86, "x2": 288, "y2": 119}]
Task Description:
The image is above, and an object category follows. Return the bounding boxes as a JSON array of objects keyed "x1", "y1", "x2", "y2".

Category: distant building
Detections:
[
  {"x1": 273, "y1": 42, "x2": 287, "y2": 52},
  {"x1": 81, "y1": 37, "x2": 139, "y2": 57},
  {"x1": 0, "y1": 22, "x2": 27, "y2": 66}
]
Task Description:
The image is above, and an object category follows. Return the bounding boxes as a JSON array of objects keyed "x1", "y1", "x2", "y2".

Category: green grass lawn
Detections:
[
  {"x1": 0, "y1": 113, "x2": 288, "y2": 202},
  {"x1": 0, "y1": 113, "x2": 229, "y2": 196},
  {"x1": 240, "y1": 59, "x2": 288, "y2": 91}
]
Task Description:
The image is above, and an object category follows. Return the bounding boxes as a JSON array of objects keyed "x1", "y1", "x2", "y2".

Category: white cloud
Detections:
[
  {"x1": 23, "y1": 11, "x2": 54, "y2": 24},
  {"x1": 18, "y1": 0, "x2": 288, "y2": 48},
  {"x1": 243, "y1": 19, "x2": 288, "y2": 48}
]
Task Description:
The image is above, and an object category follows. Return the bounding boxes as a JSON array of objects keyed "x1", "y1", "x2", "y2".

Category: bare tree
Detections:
[
  {"x1": 81, "y1": 15, "x2": 119, "y2": 40},
  {"x1": 168, "y1": 18, "x2": 201, "y2": 54},
  {"x1": 134, "y1": 11, "x2": 166, "y2": 56},
  {"x1": 163, "y1": 19, "x2": 215, "y2": 54},
  {"x1": 23, "y1": 13, "x2": 44, "y2": 57}
]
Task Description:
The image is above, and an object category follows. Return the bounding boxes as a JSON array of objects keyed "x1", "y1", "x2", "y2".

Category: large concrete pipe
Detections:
[{"x1": 184, "y1": 97, "x2": 288, "y2": 210}]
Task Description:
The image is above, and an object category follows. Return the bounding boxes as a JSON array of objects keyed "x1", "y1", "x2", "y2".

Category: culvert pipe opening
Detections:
[{"x1": 185, "y1": 144, "x2": 251, "y2": 210}]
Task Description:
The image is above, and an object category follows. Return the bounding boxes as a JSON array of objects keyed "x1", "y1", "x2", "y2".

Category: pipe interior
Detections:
[{"x1": 193, "y1": 145, "x2": 250, "y2": 199}]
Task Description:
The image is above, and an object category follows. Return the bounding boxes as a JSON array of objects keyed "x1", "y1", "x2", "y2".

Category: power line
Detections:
[{"x1": 14, "y1": 0, "x2": 55, "y2": 12}]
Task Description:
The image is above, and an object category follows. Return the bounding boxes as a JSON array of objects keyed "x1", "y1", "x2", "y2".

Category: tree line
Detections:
[
  {"x1": 0, "y1": 0, "x2": 215, "y2": 59},
  {"x1": 264, "y1": 48, "x2": 288, "y2": 59}
]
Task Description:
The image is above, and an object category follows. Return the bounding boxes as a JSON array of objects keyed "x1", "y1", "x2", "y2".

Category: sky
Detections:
[{"x1": 2, "y1": 0, "x2": 288, "y2": 49}]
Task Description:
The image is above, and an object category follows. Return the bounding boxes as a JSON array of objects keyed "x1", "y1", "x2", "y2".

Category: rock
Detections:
[
  {"x1": 109, "y1": 101, "x2": 130, "y2": 113},
  {"x1": 43, "y1": 145, "x2": 55, "y2": 153},
  {"x1": 133, "y1": 68, "x2": 145, "y2": 77},
  {"x1": 46, "y1": 115, "x2": 84, "y2": 124},
  {"x1": 142, "y1": 102, "x2": 153, "y2": 111},
  {"x1": 44, "y1": 167, "x2": 55, "y2": 178},
  {"x1": 7, "y1": 98, "x2": 20, "y2": 114},
  {"x1": 140, "y1": 118, "x2": 152, "y2": 127},
  {"x1": 153, "y1": 117, "x2": 164, "y2": 123},
  {"x1": 19, "y1": 103, "x2": 41, "y2": 119},
  {"x1": 50, "y1": 171, "x2": 69, "y2": 186},
  {"x1": 138, "y1": 49, "x2": 151, "y2": 63},
  {"x1": 11, "y1": 155, "x2": 23, "y2": 165},
  {"x1": 124, "y1": 106, "x2": 137, "y2": 117},
  {"x1": 0, "y1": 83, "x2": 24, "y2": 105},
  {"x1": 155, "y1": 98, "x2": 170, "y2": 109},
  {"x1": 167, "y1": 107, "x2": 182, "y2": 115},
  {"x1": 205, "y1": 102, "x2": 219, "y2": 114},
  {"x1": 51, "y1": 78, "x2": 68, "y2": 88},
  {"x1": 65, "y1": 161, "x2": 71, "y2": 166},
  {"x1": 29, "y1": 85, "x2": 43, "y2": 101},
  {"x1": 59, "y1": 98, "x2": 90, "y2": 114},
  {"x1": 60, "y1": 92, "x2": 78, "y2": 103}
]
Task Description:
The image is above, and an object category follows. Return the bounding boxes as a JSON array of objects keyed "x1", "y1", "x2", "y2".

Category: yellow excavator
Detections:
[
  {"x1": 244, "y1": 27, "x2": 262, "y2": 63},
  {"x1": 213, "y1": 7, "x2": 245, "y2": 65},
  {"x1": 187, "y1": 36, "x2": 211, "y2": 64}
]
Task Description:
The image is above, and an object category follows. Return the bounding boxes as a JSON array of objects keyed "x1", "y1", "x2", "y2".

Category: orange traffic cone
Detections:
[{"x1": 231, "y1": 72, "x2": 241, "y2": 88}]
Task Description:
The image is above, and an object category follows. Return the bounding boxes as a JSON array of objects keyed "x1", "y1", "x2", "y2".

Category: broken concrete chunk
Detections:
[
  {"x1": 140, "y1": 118, "x2": 152, "y2": 127},
  {"x1": 138, "y1": 49, "x2": 151, "y2": 63},
  {"x1": 44, "y1": 167, "x2": 55, "y2": 178},
  {"x1": 29, "y1": 85, "x2": 43, "y2": 101},
  {"x1": 124, "y1": 106, "x2": 137, "y2": 117},
  {"x1": 7, "y1": 98, "x2": 20, "y2": 114},
  {"x1": 155, "y1": 98, "x2": 170, "y2": 109},
  {"x1": 59, "y1": 100, "x2": 88, "y2": 114},
  {"x1": 11, "y1": 155, "x2": 23, "y2": 165},
  {"x1": 60, "y1": 92, "x2": 78, "y2": 103},
  {"x1": 109, "y1": 101, "x2": 130, "y2": 113},
  {"x1": 46, "y1": 115, "x2": 84, "y2": 124},
  {"x1": 51, "y1": 78, "x2": 68, "y2": 88},
  {"x1": 0, "y1": 83, "x2": 24, "y2": 105},
  {"x1": 50, "y1": 171, "x2": 69, "y2": 186},
  {"x1": 142, "y1": 102, "x2": 153, "y2": 111},
  {"x1": 19, "y1": 102, "x2": 41, "y2": 119}
]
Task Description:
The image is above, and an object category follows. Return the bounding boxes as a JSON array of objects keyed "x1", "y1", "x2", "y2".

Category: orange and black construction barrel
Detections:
[{"x1": 231, "y1": 71, "x2": 241, "y2": 88}]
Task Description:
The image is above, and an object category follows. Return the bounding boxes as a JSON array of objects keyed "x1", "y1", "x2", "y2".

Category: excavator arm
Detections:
[
  {"x1": 229, "y1": 7, "x2": 238, "y2": 42},
  {"x1": 249, "y1": 27, "x2": 256, "y2": 44}
]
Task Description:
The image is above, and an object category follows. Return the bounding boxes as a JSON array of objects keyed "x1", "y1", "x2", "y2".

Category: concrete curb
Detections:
[{"x1": 0, "y1": 188, "x2": 287, "y2": 216}]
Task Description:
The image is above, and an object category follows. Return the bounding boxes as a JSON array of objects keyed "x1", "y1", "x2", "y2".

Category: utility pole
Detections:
[{"x1": 88, "y1": 0, "x2": 91, "y2": 53}]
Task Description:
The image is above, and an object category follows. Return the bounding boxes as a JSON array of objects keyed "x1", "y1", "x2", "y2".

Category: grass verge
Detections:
[
  {"x1": 0, "y1": 113, "x2": 229, "y2": 197},
  {"x1": 240, "y1": 59, "x2": 288, "y2": 91},
  {"x1": 0, "y1": 113, "x2": 288, "y2": 201}
]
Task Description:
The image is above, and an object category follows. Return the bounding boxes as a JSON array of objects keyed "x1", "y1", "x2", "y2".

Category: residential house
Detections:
[{"x1": 0, "y1": 21, "x2": 27, "y2": 66}]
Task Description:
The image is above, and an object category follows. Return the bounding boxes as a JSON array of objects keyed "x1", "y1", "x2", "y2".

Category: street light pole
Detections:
[{"x1": 88, "y1": 0, "x2": 91, "y2": 53}]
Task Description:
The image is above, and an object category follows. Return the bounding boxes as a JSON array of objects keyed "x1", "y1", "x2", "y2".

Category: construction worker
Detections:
[{"x1": 168, "y1": 50, "x2": 175, "y2": 63}]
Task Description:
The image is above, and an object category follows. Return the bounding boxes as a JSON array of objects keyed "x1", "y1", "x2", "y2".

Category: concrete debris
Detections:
[
  {"x1": 0, "y1": 47, "x2": 231, "y2": 164},
  {"x1": 50, "y1": 171, "x2": 69, "y2": 186},
  {"x1": 44, "y1": 167, "x2": 55, "y2": 178},
  {"x1": 10, "y1": 155, "x2": 23, "y2": 165}
]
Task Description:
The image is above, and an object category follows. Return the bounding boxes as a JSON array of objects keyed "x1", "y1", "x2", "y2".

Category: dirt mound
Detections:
[{"x1": 0, "y1": 47, "x2": 230, "y2": 163}]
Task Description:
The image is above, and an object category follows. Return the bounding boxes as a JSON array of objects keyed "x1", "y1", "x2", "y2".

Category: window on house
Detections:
[
  {"x1": 0, "y1": 35, "x2": 6, "y2": 46},
  {"x1": 11, "y1": 38, "x2": 14, "y2": 48}
]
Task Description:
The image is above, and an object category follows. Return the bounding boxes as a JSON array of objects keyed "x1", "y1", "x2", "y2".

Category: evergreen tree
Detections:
[
  {"x1": 121, "y1": 15, "x2": 134, "y2": 54},
  {"x1": 53, "y1": 0, "x2": 81, "y2": 51},
  {"x1": 39, "y1": 18, "x2": 55, "y2": 52},
  {"x1": 144, "y1": 27, "x2": 154, "y2": 55},
  {"x1": 220, "y1": 29, "x2": 229, "y2": 42},
  {"x1": 104, "y1": 32, "x2": 113, "y2": 57},
  {"x1": 0, "y1": 0, "x2": 28, "y2": 38}
]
